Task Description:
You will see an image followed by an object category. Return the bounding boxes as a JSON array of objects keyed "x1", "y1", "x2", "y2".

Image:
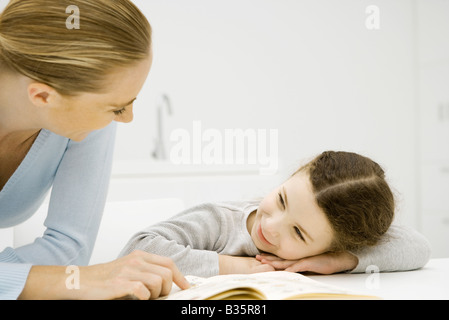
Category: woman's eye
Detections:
[
  {"x1": 113, "y1": 108, "x2": 126, "y2": 115},
  {"x1": 278, "y1": 192, "x2": 285, "y2": 209},
  {"x1": 294, "y1": 226, "x2": 305, "y2": 242}
]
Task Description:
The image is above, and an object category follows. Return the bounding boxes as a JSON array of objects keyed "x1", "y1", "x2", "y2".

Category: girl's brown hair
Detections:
[
  {"x1": 297, "y1": 151, "x2": 395, "y2": 252},
  {"x1": 0, "y1": 0, "x2": 151, "y2": 95}
]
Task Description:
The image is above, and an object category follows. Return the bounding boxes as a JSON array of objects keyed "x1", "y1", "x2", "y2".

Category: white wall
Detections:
[
  {"x1": 415, "y1": 0, "x2": 449, "y2": 257},
  {"x1": 111, "y1": 0, "x2": 421, "y2": 226}
]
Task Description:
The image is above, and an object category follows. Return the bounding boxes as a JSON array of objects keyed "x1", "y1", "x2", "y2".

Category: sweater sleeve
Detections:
[
  {"x1": 14, "y1": 123, "x2": 116, "y2": 266},
  {"x1": 0, "y1": 262, "x2": 32, "y2": 300},
  {"x1": 350, "y1": 223, "x2": 432, "y2": 273},
  {"x1": 118, "y1": 203, "x2": 228, "y2": 277},
  {"x1": 0, "y1": 123, "x2": 116, "y2": 301}
]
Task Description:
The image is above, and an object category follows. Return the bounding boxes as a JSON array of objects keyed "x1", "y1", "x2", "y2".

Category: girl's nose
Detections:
[{"x1": 264, "y1": 213, "x2": 282, "y2": 238}]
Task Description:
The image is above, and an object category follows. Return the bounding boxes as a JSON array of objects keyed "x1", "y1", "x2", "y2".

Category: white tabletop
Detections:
[{"x1": 308, "y1": 258, "x2": 449, "y2": 300}]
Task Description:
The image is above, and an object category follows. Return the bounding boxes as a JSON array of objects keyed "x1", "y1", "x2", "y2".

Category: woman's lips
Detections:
[{"x1": 257, "y1": 224, "x2": 272, "y2": 246}]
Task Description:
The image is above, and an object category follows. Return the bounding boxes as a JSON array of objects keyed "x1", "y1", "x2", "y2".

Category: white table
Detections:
[{"x1": 308, "y1": 258, "x2": 449, "y2": 300}]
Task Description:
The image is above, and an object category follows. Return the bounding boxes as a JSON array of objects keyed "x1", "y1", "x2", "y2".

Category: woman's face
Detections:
[
  {"x1": 249, "y1": 171, "x2": 334, "y2": 260},
  {"x1": 36, "y1": 55, "x2": 153, "y2": 142}
]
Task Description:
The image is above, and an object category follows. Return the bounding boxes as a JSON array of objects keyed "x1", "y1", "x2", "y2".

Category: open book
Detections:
[{"x1": 162, "y1": 271, "x2": 378, "y2": 300}]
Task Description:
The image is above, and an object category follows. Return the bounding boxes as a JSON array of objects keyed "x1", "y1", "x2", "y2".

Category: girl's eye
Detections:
[
  {"x1": 113, "y1": 108, "x2": 126, "y2": 116},
  {"x1": 294, "y1": 226, "x2": 305, "y2": 242},
  {"x1": 278, "y1": 192, "x2": 285, "y2": 209}
]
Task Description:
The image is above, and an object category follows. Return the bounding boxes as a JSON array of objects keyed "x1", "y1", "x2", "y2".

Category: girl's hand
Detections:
[
  {"x1": 256, "y1": 251, "x2": 359, "y2": 275},
  {"x1": 219, "y1": 255, "x2": 275, "y2": 275}
]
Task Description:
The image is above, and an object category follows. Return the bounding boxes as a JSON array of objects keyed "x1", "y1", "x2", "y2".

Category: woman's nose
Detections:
[{"x1": 115, "y1": 104, "x2": 134, "y2": 123}]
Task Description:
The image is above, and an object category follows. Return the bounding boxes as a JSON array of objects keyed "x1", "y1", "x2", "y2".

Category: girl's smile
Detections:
[
  {"x1": 257, "y1": 223, "x2": 273, "y2": 246},
  {"x1": 247, "y1": 171, "x2": 334, "y2": 260}
]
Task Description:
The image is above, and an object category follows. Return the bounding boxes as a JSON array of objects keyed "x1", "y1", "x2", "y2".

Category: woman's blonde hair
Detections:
[{"x1": 0, "y1": 0, "x2": 151, "y2": 95}]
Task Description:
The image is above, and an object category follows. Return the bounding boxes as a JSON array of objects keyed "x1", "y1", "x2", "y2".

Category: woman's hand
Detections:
[
  {"x1": 256, "y1": 251, "x2": 359, "y2": 275},
  {"x1": 80, "y1": 250, "x2": 190, "y2": 300},
  {"x1": 219, "y1": 255, "x2": 275, "y2": 275},
  {"x1": 19, "y1": 250, "x2": 190, "y2": 300}
]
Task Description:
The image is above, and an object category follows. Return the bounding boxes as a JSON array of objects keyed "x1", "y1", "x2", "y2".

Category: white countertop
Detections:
[{"x1": 308, "y1": 258, "x2": 449, "y2": 300}]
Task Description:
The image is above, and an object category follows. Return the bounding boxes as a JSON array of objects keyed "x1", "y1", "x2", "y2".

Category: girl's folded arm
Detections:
[
  {"x1": 118, "y1": 204, "x2": 227, "y2": 277},
  {"x1": 349, "y1": 223, "x2": 432, "y2": 273}
]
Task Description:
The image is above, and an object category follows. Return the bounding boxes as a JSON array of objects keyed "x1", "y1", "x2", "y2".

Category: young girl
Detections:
[{"x1": 119, "y1": 151, "x2": 431, "y2": 277}]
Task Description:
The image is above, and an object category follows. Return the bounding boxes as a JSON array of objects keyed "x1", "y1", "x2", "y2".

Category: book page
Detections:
[
  {"x1": 229, "y1": 271, "x2": 359, "y2": 300},
  {"x1": 163, "y1": 271, "x2": 369, "y2": 300},
  {"x1": 163, "y1": 274, "x2": 267, "y2": 300}
]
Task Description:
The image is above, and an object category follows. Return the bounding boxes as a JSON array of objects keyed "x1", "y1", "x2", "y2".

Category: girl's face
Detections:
[
  {"x1": 33, "y1": 54, "x2": 153, "y2": 142},
  {"x1": 248, "y1": 171, "x2": 334, "y2": 260}
]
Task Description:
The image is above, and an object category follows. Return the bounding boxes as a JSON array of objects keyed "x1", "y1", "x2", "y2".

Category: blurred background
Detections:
[{"x1": 1, "y1": 0, "x2": 447, "y2": 258}]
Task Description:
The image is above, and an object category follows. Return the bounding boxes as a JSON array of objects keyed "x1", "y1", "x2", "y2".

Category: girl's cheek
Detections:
[{"x1": 259, "y1": 195, "x2": 277, "y2": 213}]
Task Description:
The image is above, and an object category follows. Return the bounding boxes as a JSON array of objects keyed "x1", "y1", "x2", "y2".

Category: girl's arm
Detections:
[
  {"x1": 218, "y1": 255, "x2": 274, "y2": 275},
  {"x1": 257, "y1": 224, "x2": 432, "y2": 274},
  {"x1": 119, "y1": 203, "x2": 272, "y2": 277},
  {"x1": 349, "y1": 224, "x2": 432, "y2": 273},
  {"x1": 119, "y1": 203, "x2": 227, "y2": 277}
]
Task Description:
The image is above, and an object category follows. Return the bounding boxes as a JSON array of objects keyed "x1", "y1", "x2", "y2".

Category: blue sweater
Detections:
[{"x1": 0, "y1": 123, "x2": 116, "y2": 299}]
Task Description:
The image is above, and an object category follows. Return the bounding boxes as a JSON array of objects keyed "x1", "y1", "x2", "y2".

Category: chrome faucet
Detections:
[{"x1": 151, "y1": 93, "x2": 173, "y2": 160}]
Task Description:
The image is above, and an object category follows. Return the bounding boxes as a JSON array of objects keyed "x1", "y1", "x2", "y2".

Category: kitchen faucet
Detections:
[{"x1": 151, "y1": 93, "x2": 172, "y2": 160}]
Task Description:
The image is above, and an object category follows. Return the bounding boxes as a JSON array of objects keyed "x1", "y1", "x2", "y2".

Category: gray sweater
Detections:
[{"x1": 119, "y1": 200, "x2": 432, "y2": 277}]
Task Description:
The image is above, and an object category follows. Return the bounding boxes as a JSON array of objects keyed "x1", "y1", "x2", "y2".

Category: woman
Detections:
[{"x1": 0, "y1": 0, "x2": 189, "y2": 300}]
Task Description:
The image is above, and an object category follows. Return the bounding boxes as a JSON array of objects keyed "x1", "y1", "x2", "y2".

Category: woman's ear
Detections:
[{"x1": 27, "y1": 82, "x2": 59, "y2": 109}]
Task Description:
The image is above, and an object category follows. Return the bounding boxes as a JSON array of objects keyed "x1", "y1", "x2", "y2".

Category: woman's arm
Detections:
[
  {"x1": 17, "y1": 251, "x2": 189, "y2": 300},
  {"x1": 8, "y1": 123, "x2": 117, "y2": 266},
  {"x1": 0, "y1": 123, "x2": 120, "y2": 299}
]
